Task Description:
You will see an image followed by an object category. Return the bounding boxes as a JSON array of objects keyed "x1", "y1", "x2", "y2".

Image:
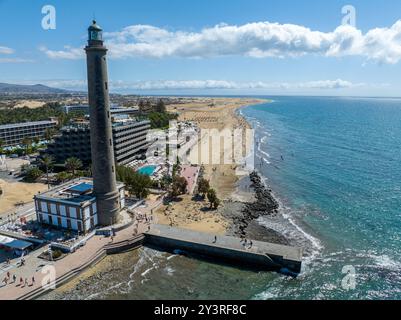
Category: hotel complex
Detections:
[
  {"x1": 44, "y1": 117, "x2": 151, "y2": 166},
  {"x1": 0, "y1": 119, "x2": 58, "y2": 147}
]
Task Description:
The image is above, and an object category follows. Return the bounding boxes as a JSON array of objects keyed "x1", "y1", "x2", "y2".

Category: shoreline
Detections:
[{"x1": 42, "y1": 97, "x2": 292, "y2": 299}]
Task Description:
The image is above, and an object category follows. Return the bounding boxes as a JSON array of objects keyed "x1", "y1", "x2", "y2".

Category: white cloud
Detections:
[
  {"x1": 39, "y1": 45, "x2": 84, "y2": 60},
  {"x1": 73, "y1": 79, "x2": 359, "y2": 91},
  {"x1": 40, "y1": 20, "x2": 401, "y2": 64},
  {"x1": 0, "y1": 58, "x2": 34, "y2": 63},
  {"x1": 0, "y1": 46, "x2": 14, "y2": 55},
  {"x1": 0, "y1": 46, "x2": 33, "y2": 63},
  {"x1": 8, "y1": 79, "x2": 359, "y2": 91}
]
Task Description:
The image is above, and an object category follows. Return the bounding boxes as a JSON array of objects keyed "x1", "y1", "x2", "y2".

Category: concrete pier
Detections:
[{"x1": 145, "y1": 225, "x2": 303, "y2": 274}]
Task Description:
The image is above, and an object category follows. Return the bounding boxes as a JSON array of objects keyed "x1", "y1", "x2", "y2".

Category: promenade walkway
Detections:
[{"x1": 0, "y1": 217, "x2": 150, "y2": 300}]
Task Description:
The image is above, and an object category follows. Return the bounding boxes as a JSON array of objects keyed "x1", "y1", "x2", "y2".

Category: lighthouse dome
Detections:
[{"x1": 88, "y1": 20, "x2": 103, "y2": 41}]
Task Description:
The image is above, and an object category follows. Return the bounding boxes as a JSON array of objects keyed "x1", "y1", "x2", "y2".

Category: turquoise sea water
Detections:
[
  {"x1": 240, "y1": 96, "x2": 401, "y2": 299},
  {"x1": 48, "y1": 96, "x2": 401, "y2": 300}
]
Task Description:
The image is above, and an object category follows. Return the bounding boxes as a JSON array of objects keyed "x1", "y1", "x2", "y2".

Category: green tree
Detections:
[
  {"x1": 44, "y1": 128, "x2": 57, "y2": 141},
  {"x1": 138, "y1": 99, "x2": 146, "y2": 113},
  {"x1": 145, "y1": 100, "x2": 152, "y2": 111},
  {"x1": 148, "y1": 112, "x2": 178, "y2": 129},
  {"x1": 171, "y1": 176, "x2": 188, "y2": 198},
  {"x1": 56, "y1": 171, "x2": 72, "y2": 184},
  {"x1": 116, "y1": 166, "x2": 152, "y2": 199},
  {"x1": 198, "y1": 178, "x2": 210, "y2": 199},
  {"x1": 0, "y1": 138, "x2": 4, "y2": 153},
  {"x1": 21, "y1": 137, "x2": 32, "y2": 155},
  {"x1": 24, "y1": 166, "x2": 43, "y2": 183},
  {"x1": 207, "y1": 188, "x2": 221, "y2": 210},
  {"x1": 155, "y1": 99, "x2": 166, "y2": 113},
  {"x1": 65, "y1": 157, "x2": 82, "y2": 176},
  {"x1": 40, "y1": 154, "x2": 55, "y2": 189},
  {"x1": 160, "y1": 174, "x2": 173, "y2": 190}
]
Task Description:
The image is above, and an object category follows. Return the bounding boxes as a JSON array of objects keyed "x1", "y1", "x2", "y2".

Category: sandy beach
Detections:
[
  {"x1": 155, "y1": 97, "x2": 269, "y2": 235},
  {"x1": 0, "y1": 179, "x2": 47, "y2": 216}
]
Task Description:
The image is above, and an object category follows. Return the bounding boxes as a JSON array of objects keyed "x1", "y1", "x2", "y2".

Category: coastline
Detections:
[
  {"x1": 43, "y1": 97, "x2": 292, "y2": 300},
  {"x1": 164, "y1": 96, "x2": 290, "y2": 245}
]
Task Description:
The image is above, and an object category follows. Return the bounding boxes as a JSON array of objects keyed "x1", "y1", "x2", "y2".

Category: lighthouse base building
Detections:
[{"x1": 34, "y1": 179, "x2": 125, "y2": 234}]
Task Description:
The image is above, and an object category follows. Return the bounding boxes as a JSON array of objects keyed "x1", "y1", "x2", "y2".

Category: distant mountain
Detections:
[{"x1": 0, "y1": 83, "x2": 69, "y2": 94}]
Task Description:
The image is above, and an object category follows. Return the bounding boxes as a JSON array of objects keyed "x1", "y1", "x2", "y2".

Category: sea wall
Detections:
[{"x1": 144, "y1": 227, "x2": 302, "y2": 274}]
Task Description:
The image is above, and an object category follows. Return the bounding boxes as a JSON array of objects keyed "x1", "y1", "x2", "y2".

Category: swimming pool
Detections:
[{"x1": 137, "y1": 165, "x2": 157, "y2": 176}]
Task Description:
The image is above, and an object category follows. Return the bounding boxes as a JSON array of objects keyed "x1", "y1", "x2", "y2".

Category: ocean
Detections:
[{"x1": 45, "y1": 96, "x2": 401, "y2": 300}]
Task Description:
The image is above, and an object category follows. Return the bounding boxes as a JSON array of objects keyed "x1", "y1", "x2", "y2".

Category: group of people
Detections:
[
  {"x1": 133, "y1": 213, "x2": 153, "y2": 235},
  {"x1": 240, "y1": 238, "x2": 253, "y2": 249},
  {"x1": 1, "y1": 271, "x2": 35, "y2": 289}
]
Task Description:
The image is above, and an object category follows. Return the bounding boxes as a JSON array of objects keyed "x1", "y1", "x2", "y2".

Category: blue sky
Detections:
[{"x1": 1, "y1": 0, "x2": 401, "y2": 96}]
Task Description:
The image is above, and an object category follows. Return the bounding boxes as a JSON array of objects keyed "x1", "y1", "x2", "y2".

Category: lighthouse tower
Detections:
[{"x1": 85, "y1": 21, "x2": 120, "y2": 226}]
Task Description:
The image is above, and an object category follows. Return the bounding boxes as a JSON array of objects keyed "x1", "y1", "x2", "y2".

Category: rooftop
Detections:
[
  {"x1": 35, "y1": 178, "x2": 96, "y2": 205},
  {"x1": 0, "y1": 119, "x2": 58, "y2": 131},
  {"x1": 35, "y1": 178, "x2": 125, "y2": 206}
]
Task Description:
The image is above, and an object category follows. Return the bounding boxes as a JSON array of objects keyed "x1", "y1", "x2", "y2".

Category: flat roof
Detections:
[
  {"x1": 35, "y1": 178, "x2": 124, "y2": 206},
  {"x1": 67, "y1": 182, "x2": 93, "y2": 195},
  {"x1": 0, "y1": 120, "x2": 57, "y2": 131},
  {"x1": 0, "y1": 235, "x2": 33, "y2": 250}
]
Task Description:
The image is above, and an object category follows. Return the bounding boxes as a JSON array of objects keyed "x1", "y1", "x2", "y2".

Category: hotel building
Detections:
[
  {"x1": 44, "y1": 117, "x2": 151, "y2": 166},
  {"x1": 0, "y1": 119, "x2": 58, "y2": 147}
]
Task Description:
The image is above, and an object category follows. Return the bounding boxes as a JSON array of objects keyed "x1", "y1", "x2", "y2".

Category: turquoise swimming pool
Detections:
[{"x1": 137, "y1": 165, "x2": 157, "y2": 176}]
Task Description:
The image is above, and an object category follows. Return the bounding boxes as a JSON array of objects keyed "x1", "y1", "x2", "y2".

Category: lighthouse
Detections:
[{"x1": 85, "y1": 21, "x2": 120, "y2": 226}]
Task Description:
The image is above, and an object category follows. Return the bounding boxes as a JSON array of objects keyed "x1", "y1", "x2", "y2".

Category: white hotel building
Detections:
[{"x1": 34, "y1": 179, "x2": 125, "y2": 234}]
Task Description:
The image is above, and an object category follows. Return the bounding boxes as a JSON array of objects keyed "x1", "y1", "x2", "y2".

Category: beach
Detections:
[
  {"x1": 0, "y1": 179, "x2": 47, "y2": 217},
  {"x1": 154, "y1": 97, "x2": 271, "y2": 236}
]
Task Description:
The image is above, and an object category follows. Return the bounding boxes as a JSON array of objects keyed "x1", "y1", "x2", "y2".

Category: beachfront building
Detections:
[
  {"x1": 62, "y1": 104, "x2": 140, "y2": 117},
  {"x1": 44, "y1": 118, "x2": 151, "y2": 166},
  {"x1": 0, "y1": 118, "x2": 58, "y2": 147},
  {"x1": 34, "y1": 178, "x2": 125, "y2": 233}
]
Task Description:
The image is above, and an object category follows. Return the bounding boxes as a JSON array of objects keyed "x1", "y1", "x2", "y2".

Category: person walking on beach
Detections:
[
  {"x1": 32, "y1": 276, "x2": 35, "y2": 286},
  {"x1": 213, "y1": 236, "x2": 217, "y2": 244},
  {"x1": 12, "y1": 274, "x2": 16, "y2": 284}
]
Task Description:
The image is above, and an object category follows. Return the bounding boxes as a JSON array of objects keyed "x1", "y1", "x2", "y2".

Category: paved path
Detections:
[
  {"x1": 0, "y1": 216, "x2": 150, "y2": 300},
  {"x1": 148, "y1": 224, "x2": 302, "y2": 261}
]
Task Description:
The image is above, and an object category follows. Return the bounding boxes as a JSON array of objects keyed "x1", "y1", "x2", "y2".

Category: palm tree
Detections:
[
  {"x1": 0, "y1": 138, "x2": 4, "y2": 154},
  {"x1": 21, "y1": 137, "x2": 32, "y2": 155},
  {"x1": 44, "y1": 128, "x2": 56, "y2": 141},
  {"x1": 65, "y1": 157, "x2": 82, "y2": 176},
  {"x1": 40, "y1": 155, "x2": 55, "y2": 189}
]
